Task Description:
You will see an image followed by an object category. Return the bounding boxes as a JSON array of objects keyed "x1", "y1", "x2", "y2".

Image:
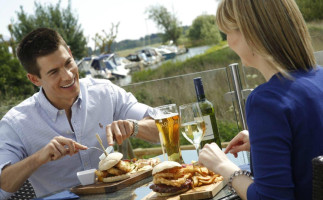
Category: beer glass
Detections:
[
  {"x1": 151, "y1": 104, "x2": 184, "y2": 163},
  {"x1": 179, "y1": 102, "x2": 206, "y2": 156}
]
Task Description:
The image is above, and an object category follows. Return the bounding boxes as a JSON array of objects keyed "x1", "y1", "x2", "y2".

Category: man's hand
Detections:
[
  {"x1": 224, "y1": 130, "x2": 250, "y2": 158},
  {"x1": 1, "y1": 136, "x2": 87, "y2": 193},
  {"x1": 106, "y1": 120, "x2": 134, "y2": 146},
  {"x1": 36, "y1": 136, "x2": 87, "y2": 165}
]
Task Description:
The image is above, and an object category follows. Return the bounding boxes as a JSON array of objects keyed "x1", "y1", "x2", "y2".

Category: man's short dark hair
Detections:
[{"x1": 17, "y1": 28, "x2": 68, "y2": 77}]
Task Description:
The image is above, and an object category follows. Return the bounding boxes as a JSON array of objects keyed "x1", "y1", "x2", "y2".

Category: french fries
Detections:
[{"x1": 190, "y1": 165, "x2": 223, "y2": 188}]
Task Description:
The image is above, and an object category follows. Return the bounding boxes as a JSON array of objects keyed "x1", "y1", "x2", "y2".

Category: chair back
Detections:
[
  {"x1": 8, "y1": 180, "x2": 36, "y2": 200},
  {"x1": 312, "y1": 156, "x2": 323, "y2": 200}
]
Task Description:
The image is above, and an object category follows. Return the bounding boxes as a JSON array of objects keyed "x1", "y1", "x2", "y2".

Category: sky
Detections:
[{"x1": 0, "y1": 0, "x2": 218, "y2": 49}]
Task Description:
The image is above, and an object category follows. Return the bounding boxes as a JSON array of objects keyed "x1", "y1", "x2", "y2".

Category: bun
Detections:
[
  {"x1": 152, "y1": 161, "x2": 181, "y2": 175},
  {"x1": 102, "y1": 174, "x2": 130, "y2": 182},
  {"x1": 99, "y1": 152, "x2": 123, "y2": 171},
  {"x1": 155, "y1": 188, "x2": 189, "y2": 196}
]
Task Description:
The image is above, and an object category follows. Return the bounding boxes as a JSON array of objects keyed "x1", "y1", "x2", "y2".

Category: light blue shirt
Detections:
[{"x1": 0, "y1": 78, "x2": 150, "y2": 198}]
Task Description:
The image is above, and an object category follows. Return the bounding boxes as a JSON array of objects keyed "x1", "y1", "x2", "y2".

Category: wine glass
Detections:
[{"x1": 179, "y1": 102, "x2": 206, "y2": 156}]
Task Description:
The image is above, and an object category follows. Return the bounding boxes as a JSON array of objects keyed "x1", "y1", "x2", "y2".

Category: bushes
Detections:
[{"x1": 0, "y1": 41, "x2": 36, "y2": 108}]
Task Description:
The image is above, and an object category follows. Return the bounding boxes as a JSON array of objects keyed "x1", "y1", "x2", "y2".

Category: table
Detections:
[{"x1": 41, "y1": 149, "x2": 249, "y2": 199}]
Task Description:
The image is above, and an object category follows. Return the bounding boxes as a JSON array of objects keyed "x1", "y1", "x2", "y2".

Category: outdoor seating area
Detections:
[{"x1": 1, "y1": 0, "x2": 323, "y2": 199}]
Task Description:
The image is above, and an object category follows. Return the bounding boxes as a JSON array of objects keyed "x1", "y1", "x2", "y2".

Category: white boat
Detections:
[
  {"x1": 77, "y1": 56, "x2": 114, "y2": 80},
  {"x1": 102, "y1": 54, "x2": 130, "y2": 78}
]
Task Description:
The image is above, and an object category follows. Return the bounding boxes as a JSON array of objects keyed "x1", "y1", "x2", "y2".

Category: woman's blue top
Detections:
[{"x1": 246, "y1": 66, "x2": 323, "y2": 199}]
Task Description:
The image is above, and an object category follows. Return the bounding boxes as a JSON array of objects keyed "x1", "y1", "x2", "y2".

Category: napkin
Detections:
[{"x1": 33, "y1": 190, "x2": 79, "y2": 200}]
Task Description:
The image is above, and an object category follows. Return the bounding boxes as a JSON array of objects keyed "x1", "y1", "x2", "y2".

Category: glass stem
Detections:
[{"x1": 195, "y1": 143, "x2": 201, "y2": 156}]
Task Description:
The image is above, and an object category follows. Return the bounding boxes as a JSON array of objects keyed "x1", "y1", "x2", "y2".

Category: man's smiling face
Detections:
[{"x1": 31, "y1": 45, "x2": 80, "y2": 109}]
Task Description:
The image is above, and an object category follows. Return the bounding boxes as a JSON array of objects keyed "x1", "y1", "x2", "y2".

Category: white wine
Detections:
[
  {"x1": 194, "y1": 77, "x2": 222, "y2": 149},
  {"x1": 180, "y1": 121, "x2": 206, "y2": 150}
]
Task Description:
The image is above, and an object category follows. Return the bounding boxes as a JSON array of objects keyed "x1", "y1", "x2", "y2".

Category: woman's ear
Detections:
[
  {"x1": 27, "y1": 73, "x2": 41, "y2": 87},
  {"x1": 68, "y1": 47, "x2": 73, "y2": 58}
]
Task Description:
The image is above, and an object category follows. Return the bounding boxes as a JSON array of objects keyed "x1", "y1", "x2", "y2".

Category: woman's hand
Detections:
[
  {"x1": 198, "y1": 143, "x2": 239, "y2": 181},
  {"x1": 224, "y1": 130, "x2": 250, "y2": 158}
]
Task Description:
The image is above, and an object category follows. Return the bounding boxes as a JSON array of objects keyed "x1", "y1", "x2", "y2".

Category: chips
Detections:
[{"x1": 190, "y1": 165, "x2": 223, "y2": 188}]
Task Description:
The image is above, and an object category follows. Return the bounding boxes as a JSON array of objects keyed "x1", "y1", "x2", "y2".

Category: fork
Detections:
[
  {"x1": 87, "y1": 146, "x2": 114, "y2": 154},
  {"x1": 87, "y1": 146, "x2": 105, "y2": 153}
]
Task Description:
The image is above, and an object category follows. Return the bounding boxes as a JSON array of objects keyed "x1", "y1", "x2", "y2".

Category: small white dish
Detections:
[{"x1": 76, "y1": 168, "x2": 96, "y2": 186}]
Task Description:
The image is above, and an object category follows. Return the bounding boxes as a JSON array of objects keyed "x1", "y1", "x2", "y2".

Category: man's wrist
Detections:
[{"x1": 127, "y1": 119, "x2": 139, "y2": 137}]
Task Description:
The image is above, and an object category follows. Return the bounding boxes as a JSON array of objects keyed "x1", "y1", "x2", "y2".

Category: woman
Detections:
[{"x1": 198, "y1": 0, "x2": 323, "y2": 199}]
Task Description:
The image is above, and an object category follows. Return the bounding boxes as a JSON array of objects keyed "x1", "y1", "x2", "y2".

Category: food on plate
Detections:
[
  {"x1": 149, "y1": 161, "x2": 193, "y2": 196},
  {"x1": 133, "y1": 157, "x2": 161, "y2": 172},
  {"x1": 95, "y1": 152, "x2": 132, "y2": 182},
  {"x1": 149, "y1": 161, "x2": 223, "y2": 196},
  {"x1": 95, "y1": 151, "x2": 161, "y2": 183},
  {"x1": 190, "y1": 165, "x2": 223, "y2": 188}
]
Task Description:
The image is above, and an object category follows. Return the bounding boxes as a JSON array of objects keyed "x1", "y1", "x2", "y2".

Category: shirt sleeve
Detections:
[
  {"x1": 0, "y1": 121, "x2": 26, "y2": 199},
  {"x1": 109, "y1": 83, "x2": 151, "y2": 120},
  {"x1": 0, "y1": 161, "x2": 14, "y2": 199},
  {"x1": 246, "y1": 91, "x2": 296, "y2": 199}
]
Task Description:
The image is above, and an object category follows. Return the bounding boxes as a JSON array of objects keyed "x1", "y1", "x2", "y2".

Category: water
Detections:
[
  {"x1": 174, "y1": 45, "x2": 211, "y2": 62},
  {"x1": 114, "y1": 45, "x2": 212, "y2": 86}
]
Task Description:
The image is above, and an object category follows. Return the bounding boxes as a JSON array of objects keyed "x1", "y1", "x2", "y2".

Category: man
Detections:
[{"x1": 0, "y1": 28, "x2": 159, "y2": 199}]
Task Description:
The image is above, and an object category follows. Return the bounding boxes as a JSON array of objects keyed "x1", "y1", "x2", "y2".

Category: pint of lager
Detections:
[{"x1": 153, "y1": 104, "x2": 184, "y2": 163}]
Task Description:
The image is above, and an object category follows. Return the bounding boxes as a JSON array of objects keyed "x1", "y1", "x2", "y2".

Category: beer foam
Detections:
[{"x1": 154, "y1": 113, "x2": 178, "y2": 120}]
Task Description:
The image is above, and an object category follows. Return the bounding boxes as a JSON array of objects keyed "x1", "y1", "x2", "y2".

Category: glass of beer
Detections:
[{"x1": 152, "y1": 104, "x2": 184, "y2": 163}]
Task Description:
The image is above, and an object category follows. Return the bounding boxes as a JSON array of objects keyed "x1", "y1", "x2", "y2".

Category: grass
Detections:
[{"x1": 308, "y1": 20, "x2": 323, "y2": 51}]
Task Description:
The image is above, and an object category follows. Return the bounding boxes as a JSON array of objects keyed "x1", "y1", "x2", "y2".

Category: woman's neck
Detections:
[{"x1": 251, "y1": 56, "x2": 279, "y2": 81}]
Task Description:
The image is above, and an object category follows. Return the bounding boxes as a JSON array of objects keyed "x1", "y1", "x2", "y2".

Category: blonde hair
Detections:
[{"x1": 216, "y1": 0, "x2": 316, "y2": 76}]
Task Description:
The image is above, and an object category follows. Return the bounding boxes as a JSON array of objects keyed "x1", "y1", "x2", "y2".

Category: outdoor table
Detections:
[{"x1": 41, "y1": 149, "x2": 249, "y2": 200}]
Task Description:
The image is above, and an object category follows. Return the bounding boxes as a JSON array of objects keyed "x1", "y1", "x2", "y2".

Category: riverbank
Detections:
[{"x1": 113, "y1": 45, "x2": 213, "y2": 86}]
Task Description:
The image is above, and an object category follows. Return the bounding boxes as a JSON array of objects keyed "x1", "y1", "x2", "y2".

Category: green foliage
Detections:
[
  {"x1": 146, "y1": 5, "x2": 182, "y2": 45},
  {"x1": 130, "y1": 137, "x2": 160, "y2": 149},
  {"x1": 296, "y1": 0, "x2": 323, "y2": 21},
  {"x1": 308, "y1": 22, "x2": 323, "y2": 51},
  {"x1": 218, "y1": 120, "x2": 239, "y2": 142},
  {"x1": 188, "y1": 15, "x2": 222, "y2": 45},
  {"x1": 0, "y1": 40, "x2": 35, "y2": 100},
  {"x1": 11, "y1": 0, "x2": 87, "y2": 59},
  {"x1": 93, "y1": 22, "x2": 119, "y2": 54},
  {"x1": 114, "y1": 34, "x2": 163, "y2": 52}
]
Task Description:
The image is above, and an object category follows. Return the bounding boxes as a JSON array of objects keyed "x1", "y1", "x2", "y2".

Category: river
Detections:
[{"x1": 115, "y1": 45, "x2": 212, "y2": 86}]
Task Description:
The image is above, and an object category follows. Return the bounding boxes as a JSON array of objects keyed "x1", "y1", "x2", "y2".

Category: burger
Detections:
[
  {"x1": 96, "y1": 152, "x2": 132, "y2": 182},
  {"x1": 149, "y1": 161, "x2": 192, "y2": 196}
]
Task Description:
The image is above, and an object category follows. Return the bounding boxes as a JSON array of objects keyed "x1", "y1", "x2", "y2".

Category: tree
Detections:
[
  {"x1": 295, "y1": 0, "x2": 323, "y2": 22},
  {"x1": 146, "y1": 5, "x2": 182, "y2": 45},
  {"x1": 188, "y1": 15, "x2": 222, "y2": 45},
  {"x1": 10, "y1": 0, "x2": 87, "y2": 59},
  {"x1": 92, "y1": 22, "x2": 120, "y2": 54},
  {"x1": 7, "y1": 24, "x2": 17, "y2": 58},
  {"x1": 0, "y1": 36, "x2": 35, "y2": 98}
]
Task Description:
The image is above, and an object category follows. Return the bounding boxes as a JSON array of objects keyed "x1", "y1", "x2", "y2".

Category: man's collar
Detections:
[{"x1": 37, "y1": 87, "x2": 83, "y2": 122}]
